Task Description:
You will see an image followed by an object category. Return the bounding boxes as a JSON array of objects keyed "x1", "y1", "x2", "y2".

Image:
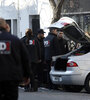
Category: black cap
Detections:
[{"x1": 38, "y1": 29, "x2": 45, "y2": 34}]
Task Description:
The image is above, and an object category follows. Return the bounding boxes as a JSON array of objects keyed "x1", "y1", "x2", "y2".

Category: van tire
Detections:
[{"x1": 85, "y1": 75, "x2": 90, "y2": 93}]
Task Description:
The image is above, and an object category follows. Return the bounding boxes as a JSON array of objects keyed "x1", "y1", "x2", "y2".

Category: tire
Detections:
[
  {"x1": 85, "y1": 75, "x2": 90, "y2": 93},
  {"x1": 63, "y1": 85, "x2": 83, "y2": 92}
]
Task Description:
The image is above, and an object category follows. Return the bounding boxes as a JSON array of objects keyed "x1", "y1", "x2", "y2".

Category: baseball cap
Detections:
[{"x1": 38, "y1": 29, "x2": 45, "y2": 34}]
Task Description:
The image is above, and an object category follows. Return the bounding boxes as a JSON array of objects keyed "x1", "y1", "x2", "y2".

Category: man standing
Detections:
[
  {"x1": 44, "y1": 27, "x2": 60, "y2": 88},
  {"x1": 0, "y1": 17, "x2": 30, "y2": 100},
  {"x1": 21, "y1": 28, "x2": 41, "y2": 92},
  {"x1": 57, "y1": 31, "x2": 69, "y2": 55},
  {"x1": 37, "y1": 29, "x2": 45, "y2": 86}
]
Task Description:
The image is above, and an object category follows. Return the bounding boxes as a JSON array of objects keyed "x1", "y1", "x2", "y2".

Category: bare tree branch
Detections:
[
  {"x1": 49, "y1": 0, "x2": 65, "y2": 23},
  {"x1": 49, "y1": 0, "x2": 56, "y2": 10},
  {"x1": 56, "y1": 0, "x2": 62, "y2": 8},
  {"x1": 55, "y1": 0, "x2": 64, "y2": 21},
  {"x1": 57, "y1": 0, "x2": 64, "y2": 9}
]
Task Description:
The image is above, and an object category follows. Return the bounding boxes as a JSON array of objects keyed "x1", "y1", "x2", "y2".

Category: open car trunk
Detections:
[
  {"x1": 63, "y1": 24, "x2": 90, "y2": 44},
  {"x1": 50, "y1": 17, "x2": 90, "y2": 71},
  {"x1": 49, "y1": 17, "x2": 90, "y2": 44},
  {"x1": 54, "y1": 57, "x2": 68, "y2": 71},
  {"x1": 53, "y1": 44, "x2": 90, "y2": 71}
]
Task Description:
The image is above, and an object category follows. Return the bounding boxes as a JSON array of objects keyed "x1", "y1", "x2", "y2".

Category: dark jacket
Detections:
[
  {"x1": 0, "y1": 29, "x2": 30, "y2": 82},
  {"x1": 44, "y1": 32, "x2": 60, "y2": 60},
  {"x1": 58, "y1": 38, "x2": 69, "y2": 55},
  {"x1": 37, "y1": 38, "x2": 45, "y2": 62},
  {"x1": 21, "y1": 35, "x2": 41, "y2": 63}
]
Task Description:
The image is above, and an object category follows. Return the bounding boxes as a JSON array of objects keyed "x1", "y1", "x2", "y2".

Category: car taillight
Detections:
[{"x1": 67, "y1": 61, "x2": 78, "y2": 67}]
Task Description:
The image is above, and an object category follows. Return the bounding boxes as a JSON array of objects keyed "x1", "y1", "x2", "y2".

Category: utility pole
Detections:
[
  {"x1": 17, "y1": 0, "x2": 20, "y2": 38},
  {"x1": 1, "y1": 0, "x2": 5, "y2": 6}
]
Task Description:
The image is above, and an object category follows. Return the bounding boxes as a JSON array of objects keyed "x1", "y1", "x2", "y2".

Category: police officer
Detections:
[
  {"x1": 44, "y1": 27, "x2": 60, "y2": 89},
  {"x1": 37, "y1": 29, "x2": 45, "y2": 86},
  {"x1": 21, "y1": 28, "x2": 41, "y2": 91},
  {"x1": 0, "y1": 17, "x2": 30, "y2": 100}
]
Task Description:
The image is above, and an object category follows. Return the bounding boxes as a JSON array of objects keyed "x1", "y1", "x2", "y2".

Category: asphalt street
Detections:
[{"x1": 18, "y1": 87, "x2": 90, "y2": 100}]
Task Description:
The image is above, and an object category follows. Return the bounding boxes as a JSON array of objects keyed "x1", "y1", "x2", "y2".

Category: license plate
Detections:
[{"x1": 54, "y1": 76, "x2": 62, "y2": 82}]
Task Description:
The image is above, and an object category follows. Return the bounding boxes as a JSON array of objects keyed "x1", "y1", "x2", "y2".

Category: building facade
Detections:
[
  {"x1": 61, "y1": 0, "x2": 90, "y2": 35},
  {"x1": 0, "y1": 0, "x2": 52, "y2": 38}
]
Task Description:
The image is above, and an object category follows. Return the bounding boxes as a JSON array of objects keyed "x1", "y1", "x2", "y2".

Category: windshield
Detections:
[
  {"x1": 63, "y1": 44, "x2": 90, "y2": 57},
  {"x1": 63, "y1": 25, "x2": 89, "y2": 43}
]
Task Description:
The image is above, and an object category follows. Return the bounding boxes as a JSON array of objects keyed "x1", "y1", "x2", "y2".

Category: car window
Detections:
[
  {"x1": 63, "y1": 25, "x2": 87, "y2": 43},
  {"x1": 62, "y1": 44, "x2": 90, "y2": 57},
  {"x1": 71, "y1": 45, "x2": 90, "y2": 56}
]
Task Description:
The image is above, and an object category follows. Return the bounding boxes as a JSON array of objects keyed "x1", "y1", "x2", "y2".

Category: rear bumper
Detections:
[{"x1": 50, "y1": 67, "x2": 85, "y2": 85}]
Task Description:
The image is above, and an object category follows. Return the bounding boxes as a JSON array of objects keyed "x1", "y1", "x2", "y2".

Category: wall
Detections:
[{"x1": 0, "y1": 0, "x2": 52, "y2": 38}]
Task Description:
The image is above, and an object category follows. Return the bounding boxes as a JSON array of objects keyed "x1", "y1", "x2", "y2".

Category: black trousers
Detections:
[
  {"x1": 31, "y1": 62, "x2": 38, "y2": 89},
  {"x1": 37, "y1": 62, "x2": 44, "y2": 86},
  {"x1": 45, "y1": 60, "x2": 51, "y2": 84},
  {"x1": 44, "y1": 60, "x2": 55, "y2": 88},
  {"x1": 0, "y1": 81, "x2": 19, "y2": 100},
  {"x1": 25, "y1": 62, "x2": 38, "y2": 91}
]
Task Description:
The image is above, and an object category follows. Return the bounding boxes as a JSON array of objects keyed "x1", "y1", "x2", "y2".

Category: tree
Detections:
[
  {"x1": 49, "y1": 0, "x2": 64, "y2": 23},
  {"x1": 49, "y1": 0, "x2": 80, "y2": 51}
]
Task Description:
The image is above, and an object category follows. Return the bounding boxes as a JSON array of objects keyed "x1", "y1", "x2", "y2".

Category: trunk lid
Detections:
[{"x1": 49, "y1": 17, "x2": 90, "y2": 44}]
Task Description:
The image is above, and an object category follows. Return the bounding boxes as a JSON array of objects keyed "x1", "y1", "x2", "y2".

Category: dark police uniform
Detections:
[
  {"x1": 0, "y1": 29, "x2": 30, "y2": 100},
  {"x1": 44, "y1": 33, "x2": 60, "y2": 61},
  {"x1": 37, "y1": 37, "x2": 45, "y2": 86},
  {"x1": 21, "y1": 35, "x2": 41, "y2": 91},
  {"x1": 44, "y1": 32, "x2": 60, "y2": 88}
]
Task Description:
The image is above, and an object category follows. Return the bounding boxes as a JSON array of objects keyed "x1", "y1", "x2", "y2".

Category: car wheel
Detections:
[
  {"x1": 63, "y1": 85, "x2": 83, "y2": 92},
  {"x1": 85, "y1": 75, "x2": 90, "y2": 93}
]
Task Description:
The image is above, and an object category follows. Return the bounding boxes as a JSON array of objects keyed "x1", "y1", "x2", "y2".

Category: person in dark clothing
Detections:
[
  {"x1": 0, "y1": 18, "x2": 30, "y2": 100},
  {"x1": 37, "y1": 29, "x2": 45, "y2": 87},
  {"x1": 57, "y1": 31, "x2": 69, "y2": 55},
  {"x1": 21, "y1": 28, "x2": 41, "y2": 92},
  {"x1": 44, "y1": 27, "x2": 60, "y2": 89},
  {"x1": 44, "y1": 28, "x2": 60, "y2": 61}
]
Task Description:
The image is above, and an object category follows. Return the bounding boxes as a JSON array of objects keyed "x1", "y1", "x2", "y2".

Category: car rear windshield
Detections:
[
  {"x1": 64, "y1": 44, "x2": 90, "y2": 57},
  {"x1": 72, "y1": 45, "x2": 90, "y2": 56}
]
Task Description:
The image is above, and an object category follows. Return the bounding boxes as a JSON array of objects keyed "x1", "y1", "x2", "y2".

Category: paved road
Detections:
[{"x1": 18, "y1": 87, "x2": 90, "y2": 100}]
